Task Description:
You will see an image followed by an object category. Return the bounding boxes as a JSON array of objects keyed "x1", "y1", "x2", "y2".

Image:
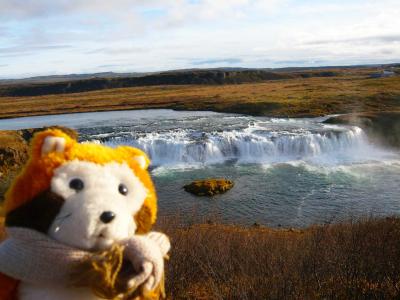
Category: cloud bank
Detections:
[{"x1": 0, "y1": 0, "x2": 399, "y2": 78}]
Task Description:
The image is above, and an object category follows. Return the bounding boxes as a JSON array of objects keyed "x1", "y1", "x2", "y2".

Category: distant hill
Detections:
[
  {"x1": 0, "y1": 63, "x2": 398, "y2": 97},
  {"x1": 0, "y1": 70, "x2": 295, "y2": 97},
  {"x1": 0, "y1": 72, "x2": 149, "y2": 85}
]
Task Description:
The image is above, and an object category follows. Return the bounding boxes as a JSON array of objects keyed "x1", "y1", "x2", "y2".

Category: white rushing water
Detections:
[
  {"x1": 0, "y1": 108, "x2": 396, "y2": 168},
  {"x1": 98, "y1": 122, "x2": 393, "y2": 167}
]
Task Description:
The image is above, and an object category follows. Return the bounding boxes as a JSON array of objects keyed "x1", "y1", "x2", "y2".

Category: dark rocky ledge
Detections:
[{"x1": 324, "y1": 112, "x2": 400, "y2": 149}]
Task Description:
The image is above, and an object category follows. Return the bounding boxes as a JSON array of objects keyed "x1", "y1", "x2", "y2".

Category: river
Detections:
[{"x1": 1, "y1": 109, "x2": 399, "y2": 227}]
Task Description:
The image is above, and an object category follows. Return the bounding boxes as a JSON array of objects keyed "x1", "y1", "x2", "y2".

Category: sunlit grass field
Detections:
[
  {"x1": 159, "y1": 217, "x2": 400, "y2": 299},
  {"x1": 0, "y1": 75, "x2": 399, "y2": 119},
  {"x1": 1, "y1": 207, "x2": 399, "y2": 299}
]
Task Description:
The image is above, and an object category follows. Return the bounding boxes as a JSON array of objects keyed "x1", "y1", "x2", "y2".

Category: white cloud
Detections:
[{"x1": 0, "y1": 0, "x2": 399, "y2": 78}]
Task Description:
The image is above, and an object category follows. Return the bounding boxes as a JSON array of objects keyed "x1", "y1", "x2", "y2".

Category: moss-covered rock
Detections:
[{"x1": 184, "y1": 179, "x2": 234, "y2": 196}]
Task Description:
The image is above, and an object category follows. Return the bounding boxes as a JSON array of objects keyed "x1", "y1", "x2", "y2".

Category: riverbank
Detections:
[
  {"x1": 0, "y1": 75, "x2": 399, "y2": 119},
  {"x1": 0, "y1": 212, "x2": 399, "y2": 299},
  {"x1": 159, "y1": 217, "x2": 400, "y2": 299}
]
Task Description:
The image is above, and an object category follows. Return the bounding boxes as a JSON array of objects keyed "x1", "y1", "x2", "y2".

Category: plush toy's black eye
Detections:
[
  {"x1": 118, "y1": 183, "x2": 128, "y2": 195},
  {"x1": 69, "y1": 178, "x2": 84, "y2": 191}
]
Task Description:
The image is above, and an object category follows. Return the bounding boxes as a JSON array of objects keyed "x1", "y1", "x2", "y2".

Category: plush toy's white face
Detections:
[{"x1": 48, "y1": 160, "x2": 148, "y2": 251}]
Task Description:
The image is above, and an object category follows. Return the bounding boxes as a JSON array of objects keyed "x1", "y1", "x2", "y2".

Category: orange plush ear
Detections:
[
  {"x1": 117, "y1": 146, "x2": 151, "y2": 170},
  {"x1": 0, "y1": 273, "x2": 19, "y2": 300},
  {"x1": 4, "y1": 129, "x2": 75, "y2": 215},
  {"x1": 29, "y1": 128, "x2": 73, "y2": 161}
]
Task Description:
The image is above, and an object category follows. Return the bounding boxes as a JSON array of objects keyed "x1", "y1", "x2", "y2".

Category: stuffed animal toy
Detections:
[{"x1": 0, "y1": 129, "x2": 170, "y2": 300}]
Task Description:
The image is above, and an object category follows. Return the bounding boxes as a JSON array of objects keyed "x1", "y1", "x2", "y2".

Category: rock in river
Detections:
[{"x1": 184, "y1": 179, "x2": 234, "y2": 196}]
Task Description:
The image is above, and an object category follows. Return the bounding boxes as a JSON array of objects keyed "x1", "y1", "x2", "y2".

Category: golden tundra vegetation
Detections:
[
  {"x1": 159, "y1": 217, "x2": 400, "y2": 299},
  {"x1": 0, "y1": 72, "x2": 400, "y2": 299},
  {"x1": 0, "y1": 74, "x2": 399, "y2": 119},
  {"x1": 1, "y1": 201, "x2": 399, "y2": 299}
]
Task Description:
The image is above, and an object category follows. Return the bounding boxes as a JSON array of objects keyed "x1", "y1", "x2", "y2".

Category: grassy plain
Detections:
[
  {"x1": 159, "y1": 217, "x2": 400, "y2": 299},
  {"x1": 0, "y1": 210, "x2": 399, "y2": 299},
  {"x1": 1, "y1": 72, "x2": 400, "y2": 299},
  {"x1": 0, "y1": 75, "x2": 399, "y2": 119}
]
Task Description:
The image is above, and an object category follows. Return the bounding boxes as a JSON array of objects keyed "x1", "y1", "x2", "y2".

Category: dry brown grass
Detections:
[
  {"x1": 0, "y1": 205, "x2": 4, "y2": 240},
  {"x1": 1, "y1": 196, "x2": 399, "y2": 299},
  {"x1": 0, "y1": 75, "x2": 399, "y2": 119},
  {"x1": 158, "y1": 217, "x2": 400, "y2": 300}
]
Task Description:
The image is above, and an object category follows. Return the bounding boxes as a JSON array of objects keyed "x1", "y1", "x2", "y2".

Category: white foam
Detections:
[{"x1": 87, "y1": 118, "x2": 399, "y2": 170}]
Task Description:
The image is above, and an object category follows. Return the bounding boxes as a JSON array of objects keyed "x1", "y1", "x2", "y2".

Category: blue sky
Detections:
[{"x1": 0, "y1": 0, "x2": 399, "y2": 78}]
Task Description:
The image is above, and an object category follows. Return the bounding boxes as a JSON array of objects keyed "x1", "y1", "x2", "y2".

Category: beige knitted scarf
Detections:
[
  {"x1": 0, "y1": 227, "x2": 162, "y2": 299},
  {"x1": 0, "y1": 227, "x2": 89, "y2": 284}
]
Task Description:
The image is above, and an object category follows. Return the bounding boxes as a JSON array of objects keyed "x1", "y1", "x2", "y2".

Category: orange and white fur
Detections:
[{"x1": 1, "y1": 131, "x2": 170, "y2": 300}]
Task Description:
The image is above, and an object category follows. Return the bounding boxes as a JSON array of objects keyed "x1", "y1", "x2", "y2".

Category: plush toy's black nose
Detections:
[{"x1": 100, "y1": 211, "x2": 116, "y2": 224}]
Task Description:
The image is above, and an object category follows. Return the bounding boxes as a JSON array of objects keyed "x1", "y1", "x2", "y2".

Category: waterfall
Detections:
[{"x1": 99, "y1": 125, "x2": 377, "y2": 166}]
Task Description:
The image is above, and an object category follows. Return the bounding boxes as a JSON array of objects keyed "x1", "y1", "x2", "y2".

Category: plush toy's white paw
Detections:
[
  {"x1": 126, "y1": 261, "x2": 153, "y2": 290},
  {"x1": 124, "y1": 235, "x2": 167, "y2": 292},
  {"x1": 146, "y1": 232, "x2": 171, "y2": 257}
]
